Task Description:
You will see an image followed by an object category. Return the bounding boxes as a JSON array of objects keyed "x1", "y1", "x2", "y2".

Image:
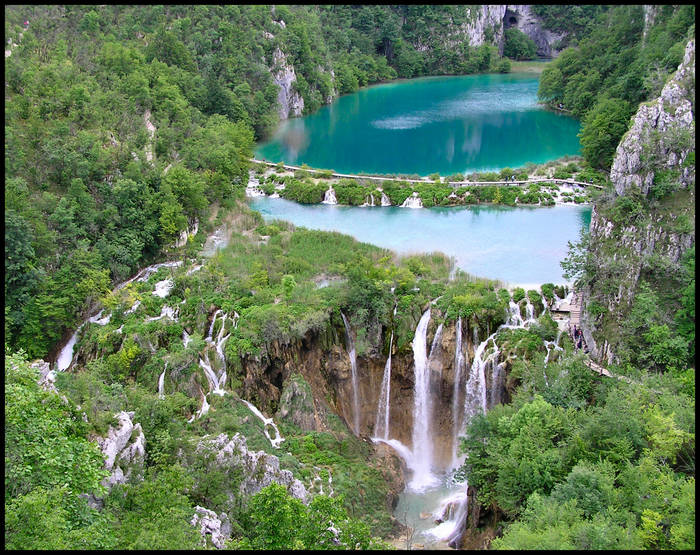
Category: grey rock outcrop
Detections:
[
  {"x1": 610, "y1": 39, "x2": 695, "y2": 197},
  {"x1": 272, "y1": 48, "x2": 304, "y2": 120},
  {"x1": 196, "y1": 433, "x2": 308, "y2": 503},
  {"x1": 460, "y1": 5, "x2": 507, "y2": 53},
  {"x1": 582, "y1": 39, "x2": 695, "y2": 364},
  {"x1": 96, "y1": 411, "x2": 146, "y2": 488},
  {"x1": 191, "y1": 506, "x2": 232, "y2": 549},
  {"x1": 32, "y1": 359, "x2": 58, "y2": 393}
]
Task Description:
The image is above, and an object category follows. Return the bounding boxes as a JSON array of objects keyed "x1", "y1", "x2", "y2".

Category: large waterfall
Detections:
[
  {"x1": 340, "y1": 312, "x2": 360, "y2": 435},
  {"x1": 410, "y1": 308, "x2": 438, "y2": 491}
]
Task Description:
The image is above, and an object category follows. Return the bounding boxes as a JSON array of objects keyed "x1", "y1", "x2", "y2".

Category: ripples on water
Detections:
[{"x1": 256, "y1": 73, "x2": 581, "y2": 175}]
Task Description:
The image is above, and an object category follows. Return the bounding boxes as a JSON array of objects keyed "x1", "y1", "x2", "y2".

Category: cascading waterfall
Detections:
[
  {"x1": 322, "y1": 186, "x2": 337, "y2": 205},
  {"x1": 56, "y1": 308, "x2": 113, "y2": 371},
  {"x1": 240, "y1": 399, "x2": 284, "y2": 448},
  {"x1": 401, "y1": 192, "x2": 423, "y2": 208},
  {"x1": 464, "y1": 333, "x2": 496, "y2": 423},
  {"x1": 183, "y1": 330, "x2": 192, "y2": 348},
  {"x1": 380, "y1": 191, "x2": 392, "y2": 206},
  {"x1": 525, "y1": 297, "x2": 536, "y2": 323},
  {"x1": 199, "y1": 352, "x2": 225, "y2": 396},
  {"x1": 340, "y1": 312, "x2": 360, "y2": 435},
  {"x1": 410, "y1": 308, "x2": 438, "y2": 491}
]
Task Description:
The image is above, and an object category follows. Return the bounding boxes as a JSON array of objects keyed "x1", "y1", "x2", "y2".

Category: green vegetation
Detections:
[
  {"x1": 538, "y1": 4, "x2": 694, "y2": 168},
  {"x1": 503, "y1": 28, "x2": 537, "y2": 61}
]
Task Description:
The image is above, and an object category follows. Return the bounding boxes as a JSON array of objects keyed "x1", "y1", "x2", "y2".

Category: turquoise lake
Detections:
[
  {"x1": 255, "y1": 73, "x2": 581, "y2": 175},
  {"x1": 249, "y1": 197, "x2": 591, "y2": 286}
]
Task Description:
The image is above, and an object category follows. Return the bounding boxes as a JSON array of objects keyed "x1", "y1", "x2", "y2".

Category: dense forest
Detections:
[
  {"x1": 538, "y1": 4, "x2": 695, "y2": 169},
  {"x1": 5, "y1": 4, "x2": 695, "y2": 551}
]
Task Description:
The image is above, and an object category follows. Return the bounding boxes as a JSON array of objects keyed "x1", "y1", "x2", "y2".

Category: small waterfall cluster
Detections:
[
  {"x1": 321, "y1": 185, "x2": 337, "y2": 204},
  {"x1": 401, "y1": 191, "x2": 423, "y2": 208}
]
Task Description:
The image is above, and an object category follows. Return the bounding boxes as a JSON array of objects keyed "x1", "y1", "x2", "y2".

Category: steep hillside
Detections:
[{"x1": 569, "y1": 39, "x2": 694, "y2": 372}]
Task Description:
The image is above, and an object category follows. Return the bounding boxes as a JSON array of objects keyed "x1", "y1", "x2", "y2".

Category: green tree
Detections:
[{"x1": 579, "y1": 97, "x2": 632, "y2": 169}]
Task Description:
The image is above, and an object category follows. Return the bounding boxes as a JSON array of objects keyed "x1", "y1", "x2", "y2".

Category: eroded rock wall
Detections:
[{"x1": 581, "y1": 39, "x2": 695, "y2": 364}]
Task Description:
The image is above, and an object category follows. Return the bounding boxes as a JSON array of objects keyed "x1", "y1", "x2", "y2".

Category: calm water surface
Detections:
[
  {"x1": 250, "y1": 197, "x2": 591, "y2": 285},
  {"x1": 256, "y1": 73, "x2": 581, "y2": 175}
]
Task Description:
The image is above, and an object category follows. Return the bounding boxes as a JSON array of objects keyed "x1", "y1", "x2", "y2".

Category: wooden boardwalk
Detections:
[{"x1": 250, "y1": 159, "x2": 604, "y2": 189}]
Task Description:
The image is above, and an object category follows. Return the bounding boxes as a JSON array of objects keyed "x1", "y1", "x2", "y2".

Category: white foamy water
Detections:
[{"x1": 340, "y1": 312, "x2": 360, "y2": 435}]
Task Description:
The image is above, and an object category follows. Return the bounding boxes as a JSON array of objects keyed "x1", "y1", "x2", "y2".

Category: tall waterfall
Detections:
[
  {"x1": 374, "y1": 331, "x2": 393, "y2": 440},
  {"x1": 340, "y1": 312, "x2": 360, "y2": 435},
  {"x1": 410, "y1": 308, "x2": 438, "y2": 491},
  {"x1": 322, "y1": 186, "x2": 337, "y2": 205},
  {"x1": 451, "y1": 317, "x2": 465, "y2": 468},
  {"x1": 428, "y1": 323, "x2": 444, "y2": 378},
  {"x1": 158, "y1": 363, "x2": 167, "y2": 399}
]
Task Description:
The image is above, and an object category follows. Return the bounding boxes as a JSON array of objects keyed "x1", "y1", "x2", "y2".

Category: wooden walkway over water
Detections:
[{"x1": 250, "y1": 159, "x2": 604, "y2": 189}]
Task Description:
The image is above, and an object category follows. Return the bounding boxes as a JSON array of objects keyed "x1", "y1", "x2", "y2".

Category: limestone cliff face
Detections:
[
  {"x1": 271, "y1": 46, "x2": 305, "y2": 120},
  {"x1": 458, "y1": 5, "x2": 507, "y2": 54},
  {"x1": 238, "y1": 315, "x2": 507, "y2": 473},
  {"x1": 504, "y1": 5, "x2": 565, "y2": 57},
  {"x1": 581, "y1": 39, "x2": 695, "y2": 364}
]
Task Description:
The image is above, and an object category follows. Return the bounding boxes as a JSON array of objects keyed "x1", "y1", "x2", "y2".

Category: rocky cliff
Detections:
[
  {"x1": 581, "y1": 39, "x2": 695, "y2": 364},
  {"x1": 504, "y1": 5, "x2": 565, "y2": 57}
]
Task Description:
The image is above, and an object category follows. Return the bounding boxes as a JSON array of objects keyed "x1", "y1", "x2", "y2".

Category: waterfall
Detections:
[
  {"x1": 322, "y1": 186, "x2": 337, "y2": 205},
  {"x1": 56, "y1": 328, "x2": 81, "y2": 371},
  {"x1": 371, "y1": 437, "x2": 416, "y2": 472},
  {"x1": 401, "y1": 192, "x2": 423, "y2": 208},
  {"x1": 380, "y1": 191, "x2": 392, "y2": 206},
  {"x1": 240, "y1": 399, "x2": 284, "y2": 448},
  {"x1": 428, "y1": 323, "x2": 443, "y2": 368},
  {"x1": 207, "y1": 309, "x2": 221, "y2": 341},
  {"x1": 410, "y1": 308, "x2": 438, "y2": 491},
  {"x1": 451, "y1": 317, "x2": 465, "y2": 468},
  {"x1": 183, "y1": 330, "x2": 192, "y2": 348},
  {"x1": 464, "y1": 333, "x2": 496, "y2": 423},
  {"x1": 525, "y1": 296, "x2": 536, "y2": 323},
  {"x1": 425, "y1": 482, "x2": 469, "y2": 546},
  {"x1": 507, "y1": 298, "x2": 524, "y2": 327},
  {"x1": 340, "y1": 312, "x2": 360, "y2": 435},
  {"x1": 373, "y1": 331, "x2": 393, "y2": 440},
  {"x1": 158, "y1": 363, "x2": 167, "y2": 400}
]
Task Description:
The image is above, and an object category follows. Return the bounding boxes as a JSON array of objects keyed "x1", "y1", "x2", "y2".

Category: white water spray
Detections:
[
  {"x1": 240, "y1": 399, "x2": 284, "y2": 448},
  {"x1": 321, "y1": 186, "x2": 337, "y2": 205},
  {"x1": 409, "y1": 308, "x2": 439, "y2": 491},
  {"x1": 340, "y1": 312, "x2": 360, "y2": 435}
]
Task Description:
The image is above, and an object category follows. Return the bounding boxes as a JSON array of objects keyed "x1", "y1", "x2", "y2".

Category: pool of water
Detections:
[
  {"x1": 249, "y1": 197, "x2": 590, "y2": 285},
  {"x1": 256, "y1": 73, "x2": 581, "y2": 175}
]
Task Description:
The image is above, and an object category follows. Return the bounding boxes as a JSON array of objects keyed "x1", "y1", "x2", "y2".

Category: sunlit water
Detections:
[
  {"x1": 256, "y1": 73, "x2": 581, "y2": 175},
  {"x1": 249, "y1": 197, "x2": 590, "y2": 285}
]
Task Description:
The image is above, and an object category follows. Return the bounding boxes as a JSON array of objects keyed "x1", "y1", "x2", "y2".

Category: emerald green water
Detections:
[
  {"x1": 256, "y1": 73, "x2": 581, "y2": 175},
  {"x1": 250, "y1": 197, "x2": 591, "y2": 285}
]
